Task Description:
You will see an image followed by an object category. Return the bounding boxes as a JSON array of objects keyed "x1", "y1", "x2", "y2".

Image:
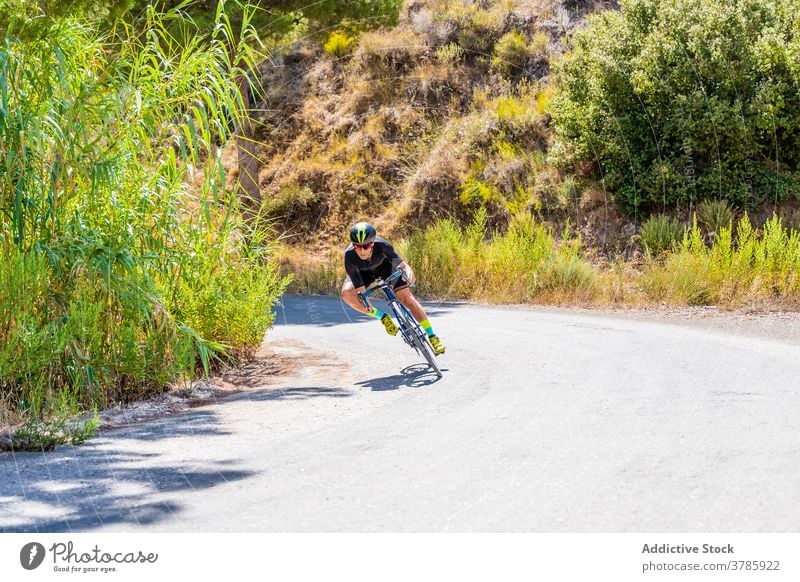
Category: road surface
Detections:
[{"x1": 2, "y1": 295, "x2": 799, "y2": 532}]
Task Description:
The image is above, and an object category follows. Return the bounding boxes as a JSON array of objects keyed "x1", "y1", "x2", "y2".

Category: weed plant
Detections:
[
  {"x1": 492, "y1": 31, "x2": 531, "y2": 77},
  {"x1": 640, "y1": 214, "x2": 800, "y2": 305},
  {"x1": 324, "y1": 31, "x2": 356, "y2": 58},
  {"x1": 640, "y1": 215, "x2": 684, "y2": 256},
  {"x1": 696, "y1": 200, "x2": 734, "y2": 240}
]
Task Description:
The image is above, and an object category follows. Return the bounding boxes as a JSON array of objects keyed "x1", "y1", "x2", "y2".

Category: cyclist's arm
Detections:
[{"x1": 345, "y1": 247, "x2": 376, "y2": 290}]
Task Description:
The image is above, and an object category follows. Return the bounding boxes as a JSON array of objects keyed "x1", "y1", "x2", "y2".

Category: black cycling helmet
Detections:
[{"x1": 349, "y1": 221, "x2": 377, "y2": 245}]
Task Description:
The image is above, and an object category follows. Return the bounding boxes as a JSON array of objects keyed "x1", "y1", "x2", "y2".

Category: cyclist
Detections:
[{"x1": 341, "y1": 221, "x2": 445, "y2": 355}]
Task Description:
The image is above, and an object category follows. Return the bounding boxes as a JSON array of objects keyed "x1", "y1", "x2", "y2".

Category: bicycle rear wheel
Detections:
[{"x1": 393, "y1": 302, "x2": 442, "y2": 378}]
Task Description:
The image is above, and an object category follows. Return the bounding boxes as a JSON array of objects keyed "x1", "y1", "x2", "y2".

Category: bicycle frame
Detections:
[
  {"x1": 384, "y1": 287, "x2": 419, "y2": 349},
  {"x1": 361, "y1": 270, "x2": 442, "y2": 378}
]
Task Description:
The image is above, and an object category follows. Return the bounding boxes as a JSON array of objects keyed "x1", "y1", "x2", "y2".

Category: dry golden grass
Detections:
[
  {"x1": 249, "y1": 1, "x2": 580, "y2": 244},
  {"x1": 277, "y1": 246, "x2": 345, "y2": 295},
  {"x1": 351, "y1": 29, "x2": 429, "y2": 78}
]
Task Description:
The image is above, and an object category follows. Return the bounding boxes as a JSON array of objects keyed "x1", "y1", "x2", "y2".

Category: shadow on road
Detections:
[
  {"x1": 102, "y1": 408, "x2": 233, "y2": 441},
  {"x1": 0, "y1": 408, "x2": 256, "y2": 533},
  {"x1": 355, "y1": 364, "x2": 444, "y2": 391},
  {"x1": 274, "y1": 295, "x2": 459, "y2": 328}
]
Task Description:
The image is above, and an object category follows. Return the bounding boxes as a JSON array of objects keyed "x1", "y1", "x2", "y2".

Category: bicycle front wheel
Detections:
[{"x1": 393, "y1": 302, "x2": 442, "y2": 378}]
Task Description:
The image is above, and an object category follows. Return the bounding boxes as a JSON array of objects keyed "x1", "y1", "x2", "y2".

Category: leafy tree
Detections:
[
  {"x1": 551, "y1": 0, "x2": 800, "y2": 215},
  {"x1": 1, "y1": 1, "x2": 401, "y2": 40}
]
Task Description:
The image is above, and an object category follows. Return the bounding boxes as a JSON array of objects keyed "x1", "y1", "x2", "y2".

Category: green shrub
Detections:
[
  {"x1": 492, "y1": 31, "x2": 531, "y2": 77},
  {"x1": 460, "y1": 174, "x2": 500, "y2": 206},
  {"x1": 696, "y1": 200, "x2": 734, "y2": 239},
  {"x1": 640, "y1": 214, "x2": 684, "y2": 256},
  {"x1": 0, "y1": 4, "x2": 289, "y2": 435},
  {"x1": 552, "y1": 0, "x2": 800, "y2": 214},
  {"x1": 9, "y1": 408, "x2": 100, "y2": 451},
  {"x1": 298, "y1": 0, "x2": 401, "y2": 32},
  {"x1": 263, "y1": 184, "x2": 320, "y2": 222},
  {"x1": 436, "y1": 42, "x2": 464, "y2": 63},
  {"x1": 530, "y1": 31, "x2": 549, "y2": 60},
  {"x1": 449, "y1": 3, "x2": 505, "y2": 56}
]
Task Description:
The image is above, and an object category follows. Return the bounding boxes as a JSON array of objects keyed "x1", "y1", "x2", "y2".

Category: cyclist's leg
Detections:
[{"x1": 394, "y1": 287, "x2": 428, "y2": 323}]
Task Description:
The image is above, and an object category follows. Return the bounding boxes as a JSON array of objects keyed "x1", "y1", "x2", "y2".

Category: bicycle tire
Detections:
[{"x1": 393, "y1": 302, "x2": 442, "y2": 378}]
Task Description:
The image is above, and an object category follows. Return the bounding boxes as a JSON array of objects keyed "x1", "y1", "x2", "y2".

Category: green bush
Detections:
[
  {"x1": 448, "y1": 3, "x2": 506, "y2": 56},
  {"x1": 552, "y1": 0, "x2": 800, "y2": 214},
  {"x1": 436, "y1": 42, "x2": 465, "y2": 64},
  {"x1": 492, "y1": 31, "x2": 531, "y2": 77},
  {"x1": 640, "y1": 214, "x2": 684, "y2": 256},
  {"x1": 530, "y1": 31, "x2": 549, "y2": 61},
  {"x1": 0, "y1": 5, "x2": 289, "y2": 433}
]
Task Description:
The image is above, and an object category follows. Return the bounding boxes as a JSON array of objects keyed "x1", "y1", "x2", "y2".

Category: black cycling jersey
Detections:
[{"x1": 344, "y1": 236, "x2": 405, "y2": 289}]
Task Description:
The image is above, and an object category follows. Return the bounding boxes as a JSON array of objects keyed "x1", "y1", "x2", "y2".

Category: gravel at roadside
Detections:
[{"x1": 496, "y1": 303, "x2": 800, "y2": 346}]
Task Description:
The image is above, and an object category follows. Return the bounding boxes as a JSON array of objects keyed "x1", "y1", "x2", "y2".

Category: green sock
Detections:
[
  {"x1": 419, "y1": 318, "x2": 434, "y2": 337},
  {"x1": 369, "y1": 307, "x2": 385, "y2": 320}
]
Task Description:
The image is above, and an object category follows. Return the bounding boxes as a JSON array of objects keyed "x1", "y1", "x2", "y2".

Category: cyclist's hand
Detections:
[{"x1": 403, "y1": 266, "x2": 416, "y2": 286}]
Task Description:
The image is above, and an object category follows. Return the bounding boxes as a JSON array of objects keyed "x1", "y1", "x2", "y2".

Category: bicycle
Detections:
[{"x1": 359, "y1": 270, "x2": 443, "y2": 379}]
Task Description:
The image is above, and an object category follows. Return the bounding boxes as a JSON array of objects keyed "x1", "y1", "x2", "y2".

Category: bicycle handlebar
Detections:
[{"x1": 362, "y1": 270, "x2": 406, "y2": 299}]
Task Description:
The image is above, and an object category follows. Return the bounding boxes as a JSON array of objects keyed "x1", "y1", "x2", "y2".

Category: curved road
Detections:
[{"x1": 2, "y1": 296, "x2": 799, "y2": 532}]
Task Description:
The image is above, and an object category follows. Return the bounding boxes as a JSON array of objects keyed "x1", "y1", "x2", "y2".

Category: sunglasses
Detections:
[{"x1": 354, "y1": 242, "x2": 374, "y2": 250}]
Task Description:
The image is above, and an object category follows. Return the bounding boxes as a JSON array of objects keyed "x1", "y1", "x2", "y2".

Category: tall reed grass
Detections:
[
  {"x1": 400, "y1": 210, "x2": 600, "y2": 303},
  {"x1": 0, "y1": 4, "x2": 289, "y2": 441}
]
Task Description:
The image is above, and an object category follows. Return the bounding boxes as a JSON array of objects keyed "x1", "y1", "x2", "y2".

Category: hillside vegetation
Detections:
[
  {"x1": 250, "y1": 0, "x2": 800, "y2": 308},
  {"x1": 553, "y1": 0, "x2": 800, "y2": 215},
  {"x1": 251, "y1": 0, "x2": 618, "y2": 243}
]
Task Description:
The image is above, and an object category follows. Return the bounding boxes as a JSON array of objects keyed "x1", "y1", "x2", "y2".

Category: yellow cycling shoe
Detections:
[
  {"x1": 429, "y1": 334, "x2": 445, "y2": 355},
  {"x1": 381, "y1": 314, "x2": 399, "y2": 336}
]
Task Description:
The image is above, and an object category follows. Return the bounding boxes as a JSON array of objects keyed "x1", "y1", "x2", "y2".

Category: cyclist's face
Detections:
[{"x1": 354, "y1": 242, "x2": 374, "y2": 259}]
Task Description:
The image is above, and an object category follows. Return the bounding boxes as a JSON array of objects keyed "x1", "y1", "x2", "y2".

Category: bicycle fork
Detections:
[{"x1": 389, "y1": 300, "x2": 415, "y2": 348}]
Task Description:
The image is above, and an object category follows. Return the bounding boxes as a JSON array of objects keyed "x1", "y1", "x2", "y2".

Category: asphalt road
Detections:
[{"x1": 2, "y1": 295, "x2": 799, "y2": 532}]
